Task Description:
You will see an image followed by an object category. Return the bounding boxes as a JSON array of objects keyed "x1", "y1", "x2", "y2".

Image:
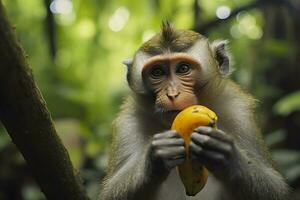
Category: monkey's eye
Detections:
[
  {"x1": 176, "y1": 63, "x2": 191, "y2": 74},
  {"x1": 150, "y1": 67, "x2": 165, "y2": 78}
]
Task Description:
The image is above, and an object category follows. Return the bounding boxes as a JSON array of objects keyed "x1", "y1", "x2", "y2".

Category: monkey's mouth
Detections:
[
  {"x1": 164, "y1": 110, "x2": 181, "y2": 120},
  {"x1": 166, "y1": 110, "x2": 180, "y2": 115},
  {"x1": 154, "y1": 109, "x2": 180, "y2": 126},
  {"x1": 154, "y1": 106, "x2": 180, "y2": 117}
]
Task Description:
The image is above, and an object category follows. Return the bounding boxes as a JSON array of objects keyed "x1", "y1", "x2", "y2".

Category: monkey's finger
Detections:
[
  {"x1": 190, "y1": 153, "x2": 228, "y2": 172},
  {"x1": 153, "y1": 130, "x2": 181, "y2": 139},
  {"x1": 152, "y1": 138, "x2": 185, "y2": 148},
  {"x1": 190, "y1": 133, "x2": 232, "y2": 156},
  {"x1": 164, "y1": 157, "x2": 185, "y2": 170},
  {"x1": 189, "y1": 142, "x2": 227, "y2": 167},
  {"x1": 194, "y1": 126, "x2": 233, "y2": 144},
  {"x1": 154, "y1": 146, "x2": 186, "y2": 160}
]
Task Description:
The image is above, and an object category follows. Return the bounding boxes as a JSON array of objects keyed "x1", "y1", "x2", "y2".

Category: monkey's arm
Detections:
[
  {"x1": 100, "y1": 115, "x2": 185, "y2": 200},
  {"x1": 101, "y1": 143, "x2": 155, "y2": 200},
  {"x1": 190, "y1": 126, "x2": 290, "y2": 200},
  {"x1": 100, "y1": 123, "x2": 155, "y2": 200}
]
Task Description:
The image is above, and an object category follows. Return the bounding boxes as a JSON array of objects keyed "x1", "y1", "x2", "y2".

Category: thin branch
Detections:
[
  {"x1": 0, "y1": 1, "x2": 89, "y2": 199},
  {"x1": 194, "y1": 0, "x2": 286, "y2": 34},
  {"x1": 44, "y1": 0, "x2": 57, "y2": 59},
  {"x1": 195, "y1": 0, "x2": 262, "y2": 33},
  {"x1": 193, "y1": 0, "x2": 202, "y2": 29}
]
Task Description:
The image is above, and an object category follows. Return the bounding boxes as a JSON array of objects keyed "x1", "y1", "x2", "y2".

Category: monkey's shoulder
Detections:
[
  {"x1": 211, "y1": 79, "x2": 259, "y2": 132},
  {"x1": 220, "y1": 79, "x2": 258, "y2": 111}
]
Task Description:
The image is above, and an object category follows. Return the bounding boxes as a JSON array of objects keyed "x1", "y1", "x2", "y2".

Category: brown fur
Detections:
[{"x1": 140, "y1": 22, "x2": 203, "y2": 55}]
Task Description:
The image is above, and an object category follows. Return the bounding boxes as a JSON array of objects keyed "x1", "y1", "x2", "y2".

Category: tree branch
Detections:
[
  {"x1": 0, "y1": 2, "x2": 89, "y2": 200},
  {"x1": 44, "y1": 0, "x2": 57, "y2": 59},
  {"x1": 193, "y1": 0, "x2": 202, "y2": 29},
  {"x1": 194, "y1": 0, "x2": 286, "y2": 34}
]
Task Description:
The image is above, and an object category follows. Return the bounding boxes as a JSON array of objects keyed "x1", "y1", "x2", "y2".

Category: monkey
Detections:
[{"x1": 100, "y1": 22, "x2": 290, "y2": 200}]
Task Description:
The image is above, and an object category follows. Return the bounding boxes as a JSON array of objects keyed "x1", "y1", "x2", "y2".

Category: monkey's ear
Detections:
[
  {"x1": 211, "y1": 40, "x2": 230, "y2": 76},
  {"x1": 122, "y1": 58, "x2": 133, "y2": 69},
  {"x1": 122, "y1": 58, "x2": 133, "y2": 86}
]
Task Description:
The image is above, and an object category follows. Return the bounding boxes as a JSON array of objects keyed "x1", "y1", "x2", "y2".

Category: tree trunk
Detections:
[{"x1": 0, "y1": 1, "x2": 89, "y2": 200}]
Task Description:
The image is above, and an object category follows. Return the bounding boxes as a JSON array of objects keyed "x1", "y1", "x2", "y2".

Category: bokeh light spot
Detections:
[
  {"x1": 77, "y1": 19, "x2": 96, "y2": 39},
  {"x1": 247, "y1": 26, "x2": 263, "y2": 40},
  {"x1": 108, "y1": 7, "x2": 130, "y2": 32},
  {"x1": 230, "y1": 25, "x2": 242, "y2": 38},
  {"x1": 50, "y1": 0, "x2": 73, "y2": 14},
  {"x1": 236, "y1": 12, "x2": 263, "y2": 40},
  {"x1": 216, "y1": 6, "x2": 231, "y2": 19}
]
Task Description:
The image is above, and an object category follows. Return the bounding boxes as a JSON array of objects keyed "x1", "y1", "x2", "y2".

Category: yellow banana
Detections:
[{"x1": 171, "y1": 105, "x2": 218, "y2": 196}]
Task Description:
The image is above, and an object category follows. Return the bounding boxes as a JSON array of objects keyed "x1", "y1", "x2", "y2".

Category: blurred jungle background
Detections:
[{"x1": 0, "y1": 0, "x2": 300, "y2": 199}]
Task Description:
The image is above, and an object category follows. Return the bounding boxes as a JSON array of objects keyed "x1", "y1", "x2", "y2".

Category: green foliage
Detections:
[
  {"x1": 265, "y1": 129, "x2": 287, "y2": 147},
  {"x1": 272, "y1": 149, "x2": 300, "y2": 183},
  {"x1": 274, "y1": 91, "x2": 300, "y2": 116},
  {"x1": 264, "y1": 39, "x2": 293, "y2": 58}
]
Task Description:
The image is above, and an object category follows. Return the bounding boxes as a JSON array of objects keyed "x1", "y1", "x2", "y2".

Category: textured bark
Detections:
[{"x1": 0, "y1": 2, "x2": 89, "y2": 200}]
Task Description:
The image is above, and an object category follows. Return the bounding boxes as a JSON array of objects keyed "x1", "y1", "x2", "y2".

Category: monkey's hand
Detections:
[
  {"x1": 189, "y1": 126, "x2": 239, "y2": 177},
  {"x1": 150, "y1": 130, "x2": 186, "y2": 173}
]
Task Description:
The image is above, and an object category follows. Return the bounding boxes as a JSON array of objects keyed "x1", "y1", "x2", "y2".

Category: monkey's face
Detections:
[
  {"x1": 142, "y1": 54, "x2": 201, "y2": 113},
  {"x1": 123, "y1": 23, "x2": 230, "y2": 123}
]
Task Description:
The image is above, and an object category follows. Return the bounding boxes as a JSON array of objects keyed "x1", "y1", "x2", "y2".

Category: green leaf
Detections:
[
  {"x1": 271, "y1": 149, "x2": 300, "y2": 182},
  {"x1": 264, "y1": 39, "x2": 293, "y2": 57},
  {"x1": 265, "y1": 129, "x2": 286, "y2": 147},
  {"x1": 286, "y1": 165, "x2": 300, "y2": 183},
  {"x1": 272, "y1": 149, "x2": 300, "y2": 168},
  {"x1": 273, "y1": 91, "x2": 300, "y2": 116}
]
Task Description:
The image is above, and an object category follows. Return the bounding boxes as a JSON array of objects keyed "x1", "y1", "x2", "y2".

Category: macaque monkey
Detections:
[{"x1": 100, "y1": 22, "x2": 289, "y2": 200}]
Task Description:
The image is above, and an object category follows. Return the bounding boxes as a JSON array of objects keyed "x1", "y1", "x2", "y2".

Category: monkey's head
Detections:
[{"x1": 123, "y1": 22, "x2": 230, "y2": 120}]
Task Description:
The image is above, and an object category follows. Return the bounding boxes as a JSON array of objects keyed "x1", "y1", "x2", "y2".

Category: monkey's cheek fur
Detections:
[{"x1": 172, "y1": 105, "x2": 218, "y2": 196}]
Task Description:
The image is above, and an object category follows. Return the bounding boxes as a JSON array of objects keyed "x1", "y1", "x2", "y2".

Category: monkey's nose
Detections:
[{"x1": 167, "y1": 92, "x2": 180, "y2": 101}]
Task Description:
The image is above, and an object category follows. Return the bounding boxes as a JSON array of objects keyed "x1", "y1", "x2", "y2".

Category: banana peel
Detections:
[{"x1": 171, "y1": 105, "x2": 218, "y2": 196}]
